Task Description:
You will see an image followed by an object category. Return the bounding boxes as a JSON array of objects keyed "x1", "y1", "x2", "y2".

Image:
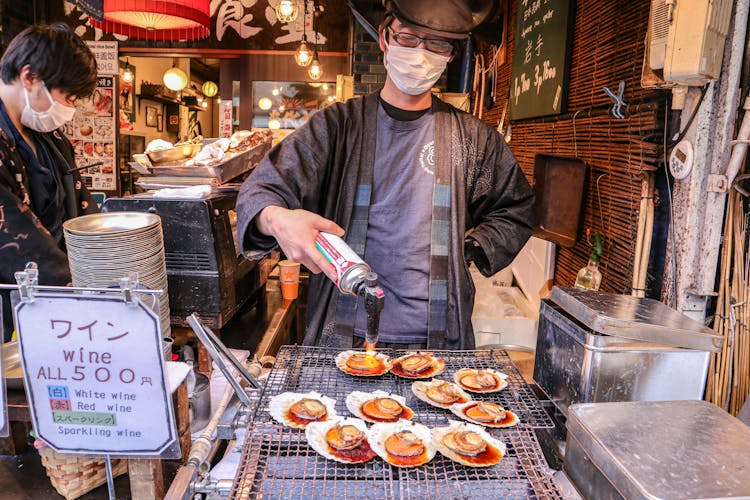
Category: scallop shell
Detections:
[
  {"x1": 449, "y1": 401, "x2": 519, "y2": 428},
  {"x1": 453, "y1": 368, "x2": 509, "y2": 393},
  {"x1": 391, "y1": 352, "x2": 446, "y2": 379},
  {"x1": 268, "y1": 391, "x2": 337, "y2": 429},
  {"x1": 305, "y1": 417, "x2": 376, "y2": 464},
  {"x1": 335, "y1": 350, "x2": 392, "y2": 377},
  {"x1": 367, "y1": 420, "x2": 436, "y2": 467},
  {"x1": 346, "y1": 390, "x2": 413, "y2": 423},
  {"x1": 431, "y1": 419, "x2": 507, "y2": 467},
  {"x1": 412, "y1": 379, "x2": 472, "y2": 409}
]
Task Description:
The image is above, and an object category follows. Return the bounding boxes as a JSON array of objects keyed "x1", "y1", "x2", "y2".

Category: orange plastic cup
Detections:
[{"x1": 278, "y1": 260, "x2": 301, "y2": 300}]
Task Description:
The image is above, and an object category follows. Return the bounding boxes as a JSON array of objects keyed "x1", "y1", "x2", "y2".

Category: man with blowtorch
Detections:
[{"x1": 238, "y1": 0, "x2": 534, "y2": 350}]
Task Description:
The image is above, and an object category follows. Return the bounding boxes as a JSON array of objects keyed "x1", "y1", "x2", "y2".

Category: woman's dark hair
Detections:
[{"x1": 0, "y1": 23, "x2": 98, "y2": 99}]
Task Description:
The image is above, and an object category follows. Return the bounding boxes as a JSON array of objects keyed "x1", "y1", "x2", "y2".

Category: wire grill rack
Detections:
[{"x1": 230, "y1": 346, "x2": 560, "y2": 499}]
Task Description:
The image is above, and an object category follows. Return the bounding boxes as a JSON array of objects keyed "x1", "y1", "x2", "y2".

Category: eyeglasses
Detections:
[{"x1": 387, "y1": 28, "x2": 454, "y2": 55}]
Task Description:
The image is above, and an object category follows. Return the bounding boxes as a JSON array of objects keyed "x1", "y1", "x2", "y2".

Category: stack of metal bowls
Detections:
[{"x1": 63, "y1": 212, "x2": 171, "y2": 336}]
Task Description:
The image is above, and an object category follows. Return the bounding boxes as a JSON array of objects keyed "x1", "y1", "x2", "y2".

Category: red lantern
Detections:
[{"x1": 90, "y1": 0, "x2": 210, "y2": 41}]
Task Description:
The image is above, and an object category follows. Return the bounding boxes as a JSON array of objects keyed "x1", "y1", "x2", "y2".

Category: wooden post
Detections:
[
  {"x1": 128, "y1": 458, "x2": 164, "y2": 499},
  {"x1": 173, "y1": 379, "x2": 192, "y2": 463}
]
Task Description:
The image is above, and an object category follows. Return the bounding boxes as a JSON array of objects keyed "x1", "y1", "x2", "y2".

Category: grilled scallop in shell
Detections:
[
  {"x1": 268, "y1": 391, "x2": 337, "y2": 429},
  {"x1": 453, "y1": 368, "x2": 509, "y2": 393},
  {"x1": 412, "y1": 379, "x2": 472, "y2": 408},
  {"x1": 432, "y1": 420, "x2": 506, "y2": 467},
  {"x1": 306, "y1": 417, "x2": 377, "y2": 464},
  {"x1": 346, "y1": 390, "x2": 414, "y2": 423},
  {"x1": 450, "y1": 400, "x2": 519, "y2": 428},
  {"x1": 391, "y1": 352, "x2": 446, "y2": 378},
  {"x1": 335, "y1": 350, "x2": 392, "y2": 376},
  {"x1": 367, "y1": 421, "x2": 436, "y2": 467},
  {"x1": 326, "y1": 422, "x2": 366, "y2": 450}
]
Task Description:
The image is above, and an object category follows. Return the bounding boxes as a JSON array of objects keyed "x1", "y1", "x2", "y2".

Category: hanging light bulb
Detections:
[
  {"x1": 163, "y1": 59, "x2": 188, "y2": 91},
  {"x1": 122, "y1": 58, "x2": 134, "y2": 83},
  {"x1": 294, "y1": 0, "x2": 311, "y2": 67},
  {"x1": 201, "y1": 101, "x2": 208, "y2": 108},
  {"x1": 308, "y1": 52, "x2": 322, "y2": 80},
  {"x1": 295, "y1": 38, "x2": 312, "y2": 67},
  {"x1": 274, "y1": 0, "x2": 298, "y2": 23},
  {"x1": 307, "y1": 5, "x2": 322, "y2": 80}
]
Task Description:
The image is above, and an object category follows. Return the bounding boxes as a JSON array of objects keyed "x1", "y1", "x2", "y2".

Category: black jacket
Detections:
[
  {"x1": 0, "y1": 105, "x2": 98, "y2": 340},
  {"x1": 238, "y1": 93, "x2": 534, "y2": 349}
]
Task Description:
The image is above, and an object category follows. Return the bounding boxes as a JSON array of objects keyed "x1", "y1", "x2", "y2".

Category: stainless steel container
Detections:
[
  {"x1": 564, "y1": 400, "x2": 750, "y2": 499},
  {"x1": 533, "y1": 287, "x2": 722, "y2": 416}
]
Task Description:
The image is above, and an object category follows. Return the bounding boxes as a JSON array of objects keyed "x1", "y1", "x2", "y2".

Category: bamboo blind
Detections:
[{"x1": 485, "y1": 0, "x2": 664, "y2": 294}]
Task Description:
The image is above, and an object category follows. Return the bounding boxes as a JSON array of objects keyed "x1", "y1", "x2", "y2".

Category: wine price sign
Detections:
[{"x1": 14, "y1": 293, "x2": 177, "y2": 456}]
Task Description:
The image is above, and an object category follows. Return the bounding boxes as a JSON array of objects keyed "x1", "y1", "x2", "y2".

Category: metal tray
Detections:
[
  {"x1": 149, "y1": 140, "x2": 271, "y2": 183},
  {"x1": 533, "y1": 154, "x2": 587, "y2": 248},
  {"x1": 230, "y1": 346, "x2": 559, "y2": 499},
  {"x1": 566, "y1": 401, "x2": 750, "y2": 499},
  {"x1": 550, "y1": 286, "x2": 723, "y2": 352}
]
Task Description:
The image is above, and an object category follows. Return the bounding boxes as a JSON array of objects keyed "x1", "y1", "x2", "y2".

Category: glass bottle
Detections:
[
  {"x1": 575, "y1": 230, "x2": 603, "y2": 291},
  {"x1": 574, "y1": 258, "x2": 602, "y2": 290}
]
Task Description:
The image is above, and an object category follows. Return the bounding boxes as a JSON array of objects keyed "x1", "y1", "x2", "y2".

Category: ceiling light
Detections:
[
  {"x1": 308, "y1": 52, "x2": 322, "y2": 80},
  {"x1": 258, "y1": 97, "x2": 273, "y2": 110},
  {"x1": 201, "y1": 101, "x2": 208, "y2": 108},
  {"x1": 163, "y1": 63, "x2": 188, "y2": 91},
  {"x1": 90, "y1": 0, "x2": 210, "y2": 41},
  {"x1": 295, "y1": 39, "x2": 312, "y2": 67},
  {"x1": 274, "y1": 0, "x2": 298, "y2": 23},
  {"x1": 122, "y1": 58, "x2": 133, "y2": 83},
  {"x1": 202, "y1": 80, "x2": 218, "y2": 97},
  {"x1": 268, "y1": 118, "x2": 281, "y2": 130}
]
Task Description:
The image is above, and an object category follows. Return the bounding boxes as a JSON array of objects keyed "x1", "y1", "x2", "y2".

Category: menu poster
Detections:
[
  {"x1": 86, "y1": 41, "x2": 119, "y2": 76},
  {"x1": 509, "y1": 0, "x2": 573, "y2": 120},
  {"x1": 14, "y1": 293, "x2": 178, "y2": 456},
  {"x1": 66, "y1": 76, "x2": 117, "y2": 192}
]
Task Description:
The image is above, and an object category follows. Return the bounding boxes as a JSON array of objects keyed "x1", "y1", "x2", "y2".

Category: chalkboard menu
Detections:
[{"x1": 510, "y1": 0, "x2": 573, "y2": 120}]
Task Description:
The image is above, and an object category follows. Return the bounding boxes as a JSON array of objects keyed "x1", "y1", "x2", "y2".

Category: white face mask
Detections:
[
  {"x1": 384, "y1": 40, "x2": 451, "y2": 96},
  {"x1": 21, "y1": 82, "x2": 77, "y2": 132}
]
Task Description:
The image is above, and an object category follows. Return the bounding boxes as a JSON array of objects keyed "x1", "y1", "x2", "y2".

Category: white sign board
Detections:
[
  {"x1": 219, "y1": 100, "x2": 233, "y2": 138},
  {"x1": 14, "y1": 293, "x2": 176, "y2": 456},
  {"x1": 86, "y1": 41, "x2": 119, "y2": 75}
]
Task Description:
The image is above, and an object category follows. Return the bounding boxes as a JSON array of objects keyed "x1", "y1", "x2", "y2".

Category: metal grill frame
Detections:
[{"x1": 230, "y1": 346, "x2": 559, "y2": 499}]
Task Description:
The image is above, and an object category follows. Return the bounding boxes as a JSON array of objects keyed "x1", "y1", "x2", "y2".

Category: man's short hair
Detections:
[{"x1": 0, "y1": 23, "x2": 98, "y2": 99}]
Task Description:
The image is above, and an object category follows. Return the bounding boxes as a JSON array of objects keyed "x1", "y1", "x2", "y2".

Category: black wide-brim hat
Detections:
[{"x1": 383, "y1": 0, "x2": 496, "y2": 39}]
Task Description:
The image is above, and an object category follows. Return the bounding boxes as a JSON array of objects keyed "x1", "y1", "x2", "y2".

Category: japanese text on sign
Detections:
[
  {"x1": 14, "y1": 294, "x2": 176, "y2": 455},
  {"x1": 510, "y1": 0, "x2": 572, "y2": 120}
]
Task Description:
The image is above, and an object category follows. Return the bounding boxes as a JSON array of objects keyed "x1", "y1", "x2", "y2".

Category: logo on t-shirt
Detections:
[{"x1": 419, "y1": 141, "x2": 435, "y2": 175}]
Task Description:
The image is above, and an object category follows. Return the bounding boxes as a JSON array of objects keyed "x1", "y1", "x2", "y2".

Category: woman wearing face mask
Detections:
[
  {"x1": 237, "y1": 0, "x2": 535, "y2": 350},
  {"x1": 0, "y1": 23, "x2": 99, "y2": 341}
]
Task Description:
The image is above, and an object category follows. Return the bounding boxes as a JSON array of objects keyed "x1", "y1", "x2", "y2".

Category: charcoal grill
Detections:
[{"x1": 230, "y1": 346, "x2": 560, "y2": 499}]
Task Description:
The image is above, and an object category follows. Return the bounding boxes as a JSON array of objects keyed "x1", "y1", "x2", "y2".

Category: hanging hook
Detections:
[{"x1": 603, "y1": 80, "x2": 627, "y2": 119}]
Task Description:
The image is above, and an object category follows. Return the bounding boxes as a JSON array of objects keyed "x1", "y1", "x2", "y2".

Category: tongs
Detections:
[{"x1": 186, "y1": 313, "x2": 262, "y2": 407}]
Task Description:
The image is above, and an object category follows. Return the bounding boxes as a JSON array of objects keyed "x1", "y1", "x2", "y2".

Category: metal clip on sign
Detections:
[
  {"x1": 119, "y1": 272, "x2": 140, "y2": 306},
  {"x1": 14, "y1": 262, "x2": 39, "y2": 303},
  {"x1": 603, "y1": 80, "x2": 627, "y2": 119},
  {"x1": 187, "y1": 313, "x2": 262, "y2": 409}
]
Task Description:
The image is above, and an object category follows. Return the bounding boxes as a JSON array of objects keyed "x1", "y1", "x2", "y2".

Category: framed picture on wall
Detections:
[
  {"x1": 156, "y1": 114, "x2": 163, "y2": 132},
  {"x1": 145, "y1": 105, "x2": 158, "y2": 127}
]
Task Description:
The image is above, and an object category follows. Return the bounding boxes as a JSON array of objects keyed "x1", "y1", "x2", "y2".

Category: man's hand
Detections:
[{"x1": 257, "y1": 206, "x2": 344, "y2": 282}]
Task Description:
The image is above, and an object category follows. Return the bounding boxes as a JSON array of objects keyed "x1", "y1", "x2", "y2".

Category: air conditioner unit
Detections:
[{"x1": 649, "y1": 0, "x2": 733, "y2": 86}]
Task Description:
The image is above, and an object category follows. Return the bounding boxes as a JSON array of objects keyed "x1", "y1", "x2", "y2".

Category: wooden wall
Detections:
[{"x1": 484, "y1": 0, "x2": 665, "y2": 294}]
